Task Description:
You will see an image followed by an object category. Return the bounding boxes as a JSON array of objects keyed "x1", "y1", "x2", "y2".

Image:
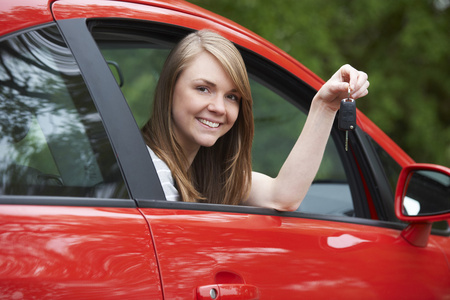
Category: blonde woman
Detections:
[{"x1": 142, "y1": 30, "x2": 369, "y2": 211}]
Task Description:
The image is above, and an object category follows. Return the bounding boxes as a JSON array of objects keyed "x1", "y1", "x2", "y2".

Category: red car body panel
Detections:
[
  {"x1": 1, "y1": 0, "x2": 448, "y2": 299},
  {"x1": 142, "y1": 208, "x2": 449, "y2": 299},
  {"x1": 0, "y1": 205, "x2": 163, "y2": 299},
  {"x1": 0, "y1": 0, "x2": 54, "y2": 36}
]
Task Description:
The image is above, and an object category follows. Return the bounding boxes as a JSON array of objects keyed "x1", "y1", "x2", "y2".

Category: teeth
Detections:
[{"x1": 199, "y1": 119, "x2": 219, "y2": 128}]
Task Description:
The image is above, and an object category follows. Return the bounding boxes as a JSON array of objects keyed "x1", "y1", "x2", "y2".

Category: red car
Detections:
[{"x1": 1, "y1": 0, "x2": 449, "y2": 299}]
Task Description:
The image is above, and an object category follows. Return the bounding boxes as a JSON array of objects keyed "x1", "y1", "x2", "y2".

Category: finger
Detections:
[
  {"x1": 355, "y1": 71, "x2": 368, "y2": 90},
  {"x1": 352, "y1": 80, "x2": 370, "y2": 99},
  {"x1": 346, "y1": 69, "x2": 368, "y2": 97},
  {"x1": 326, "y1": 81, "x2": 350, "y2": 97},
  {"x1": 342, "y1": 65, "x2": 360, "y2": 92}
]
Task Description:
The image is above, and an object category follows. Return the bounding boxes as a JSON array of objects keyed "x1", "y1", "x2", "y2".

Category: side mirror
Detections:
[{"x1": 395, "y1": 163, "x2": 450, "y2": 247}]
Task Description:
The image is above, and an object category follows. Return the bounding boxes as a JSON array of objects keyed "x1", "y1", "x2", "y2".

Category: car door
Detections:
[
  {"x1": 51, "y1": 1, "x2": 450, "y2": 298},
  {"x1": 0, "y1": 21, "x2": 163, "y2": 299}
]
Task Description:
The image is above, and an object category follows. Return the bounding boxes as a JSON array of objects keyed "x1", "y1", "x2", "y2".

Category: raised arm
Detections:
[{"x1": 244, "y1": 64, "x2": 369, "y2": 211}]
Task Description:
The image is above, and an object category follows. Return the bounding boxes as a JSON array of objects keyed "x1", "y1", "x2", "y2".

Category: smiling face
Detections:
[{"x1": 171, "y1": 51, "x2": 241, "y2": 163}]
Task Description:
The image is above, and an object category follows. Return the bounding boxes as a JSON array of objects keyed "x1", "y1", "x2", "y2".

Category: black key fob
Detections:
[{"x1": 338, "y1": 98, "x2": 356, "y2": 131}]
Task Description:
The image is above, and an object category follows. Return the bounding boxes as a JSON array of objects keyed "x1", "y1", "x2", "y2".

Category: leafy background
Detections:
[{"x1": 188, "y1": 0, "x2": 450, "y2": 167}]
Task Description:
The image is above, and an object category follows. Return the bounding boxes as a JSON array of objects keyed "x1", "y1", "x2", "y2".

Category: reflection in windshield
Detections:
[{"x1": 0, "y1": 25, "x2": 127, "y2": 198}]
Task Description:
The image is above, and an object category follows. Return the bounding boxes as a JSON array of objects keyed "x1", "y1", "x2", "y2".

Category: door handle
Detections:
[{"x1": 197, "y1": 284, "x2": 259, "y2": 300}]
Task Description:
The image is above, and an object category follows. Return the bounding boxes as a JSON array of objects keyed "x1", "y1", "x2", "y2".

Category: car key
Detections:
[{"x1": 338, "y1": 86, "x2": 356, "y2": 151}]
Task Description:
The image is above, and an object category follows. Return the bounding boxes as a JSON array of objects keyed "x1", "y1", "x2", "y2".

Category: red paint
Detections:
[
  {"x1": 395, "y1": 163, "x2": 450, "y2": 223},
  {"x1": 140, "y1": 208, "x2": 450, "y2": 299},
  {"x1": 1, "y1": 0, "x2": 449, "y2": 299},
  {"x1": 0, "y1": 205, "x2": 162, "y2": 299},
  {"x1": 0, "y1": 0, "x2": 53, "y2": 36}
]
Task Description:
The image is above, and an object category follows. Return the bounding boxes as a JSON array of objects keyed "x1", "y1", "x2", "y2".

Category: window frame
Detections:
[
  {"x1": 56, "y1": 18, "x2": 166, "y2": 204},
  {"x1": 87, "y1": 18, "x2": 373, "y2": 219}
]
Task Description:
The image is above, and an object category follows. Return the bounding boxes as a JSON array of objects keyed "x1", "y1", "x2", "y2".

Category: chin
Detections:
[
  {"x1": 200, "y1": 141, "x2": 218, "y2": 148},
  {"x1": 197, "y1": 137, "x2": 220, "y2": 148},
  {"x1": 196, "y1": 130, "x2": 230, "y2": 148}
]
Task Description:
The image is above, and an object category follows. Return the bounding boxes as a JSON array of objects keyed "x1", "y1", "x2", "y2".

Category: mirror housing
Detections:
[{"x1": 395, "y1": 163, "x2": 450, "y2": 247}]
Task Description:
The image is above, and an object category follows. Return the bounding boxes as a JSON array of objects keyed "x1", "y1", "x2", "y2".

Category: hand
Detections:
[{"x1": 313, "y1": 64, "x2": 369, "y2": 112}]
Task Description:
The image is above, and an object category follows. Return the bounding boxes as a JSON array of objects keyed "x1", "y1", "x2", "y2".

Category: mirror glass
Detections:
[{"x1": 403, "y1": 170, "x2": 450, "y2": 216}]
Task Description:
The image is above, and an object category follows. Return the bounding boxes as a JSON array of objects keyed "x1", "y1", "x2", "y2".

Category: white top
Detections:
[{"x1": 147, "y1": 146, "x2": 180, "y2": 202}]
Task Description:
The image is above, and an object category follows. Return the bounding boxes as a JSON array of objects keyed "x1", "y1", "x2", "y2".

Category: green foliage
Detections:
[
  {"x1": 189, "y1": 0, "x2": 450, "y2": 166},
  {"x1": 103, "y1": 48, "x2": 170, "y2": 127},
  {"x1": 250, "y1": 78, "x2": 306, "y2": 177}
]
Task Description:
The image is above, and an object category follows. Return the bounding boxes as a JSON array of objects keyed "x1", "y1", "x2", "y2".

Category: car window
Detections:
[
  {"x1": 0, "y1": 25, "x2": 128, "y2": 198},
  {"x1": 370, "y1": 137, "x2": 402, "y2": 195},
  {"x1": 100, "y1": 47, "x2": 170, "y2": 128},
  {"x1": 249, "y1": 77, "x2": 353, "y2": 216},
  {"x1": 92, "y1": 22, "x2": 353, "y2": 216}
]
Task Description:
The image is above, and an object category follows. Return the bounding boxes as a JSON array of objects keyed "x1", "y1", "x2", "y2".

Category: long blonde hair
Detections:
[{"x1": 142, "y1": 30, "x2": 253, "y2": 205}]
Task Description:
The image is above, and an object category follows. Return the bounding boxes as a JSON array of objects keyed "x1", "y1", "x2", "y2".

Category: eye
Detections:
[
  {"x1": 196, "y1": 86, "x2": 209, "y2": 94},
  {"x1": 227, "y1": 94, "x2": 241, "y2": 102}
]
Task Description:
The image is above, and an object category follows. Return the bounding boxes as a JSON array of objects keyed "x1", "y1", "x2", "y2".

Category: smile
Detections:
[{"x1": 198, "y1": 118, "x2": 220, "y2": 128}]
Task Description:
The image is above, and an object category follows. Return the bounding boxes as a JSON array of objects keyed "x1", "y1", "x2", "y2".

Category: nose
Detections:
[{"x1": 207, "y1": 95, "x2": 226, "y2": 115}]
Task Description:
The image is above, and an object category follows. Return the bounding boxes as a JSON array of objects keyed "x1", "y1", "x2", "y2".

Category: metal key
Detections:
[{"x1": 338, "y1": 86, "x2": 356, "y2": 151}]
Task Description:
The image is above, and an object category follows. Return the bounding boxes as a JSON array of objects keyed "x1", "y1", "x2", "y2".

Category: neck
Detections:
[{"x1": 184, "y1": 147, "x2": 200, "y2": 170}]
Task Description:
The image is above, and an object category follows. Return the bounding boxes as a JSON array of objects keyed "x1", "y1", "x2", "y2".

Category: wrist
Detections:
[{"x1": 310, "y1": 95, "x2": 338, "y2": 118}]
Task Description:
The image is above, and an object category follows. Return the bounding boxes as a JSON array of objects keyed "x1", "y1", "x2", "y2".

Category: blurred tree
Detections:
[{"x1": 189, "y1": 0, "x2": 450, "y2": 166}]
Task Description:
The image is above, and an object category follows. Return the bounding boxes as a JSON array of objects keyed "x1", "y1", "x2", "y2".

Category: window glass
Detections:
[
  {"x1": 93, "y1": 24, "x2": 353, "y2": 216},
  {"x1": 250, "y1": 78, "x2": 353, "y2": 217},
  {"x1": 370, "y1": 138, "x2": 402, "y2": 195},
  {"x1": 100, "y1": 46, "x2": 170, "y2": 128},
  {"x1": 0, "y1": 25, "x2": 127, "y2": 198}
]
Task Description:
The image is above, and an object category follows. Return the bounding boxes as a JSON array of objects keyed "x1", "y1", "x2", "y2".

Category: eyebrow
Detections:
[{"x1": 193, "y1": 78, "x2": 216, "y2": 87}]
